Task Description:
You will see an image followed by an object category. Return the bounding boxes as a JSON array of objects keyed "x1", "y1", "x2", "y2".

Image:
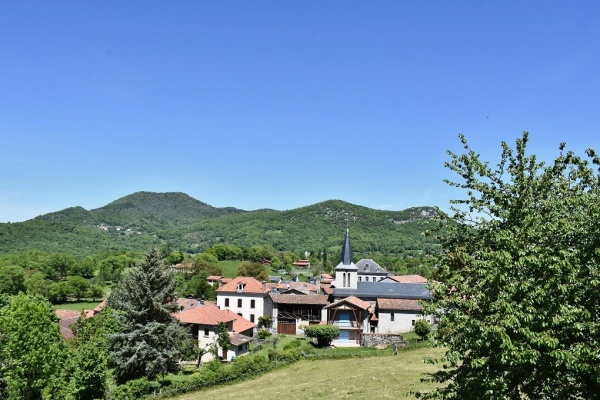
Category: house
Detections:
[
  {"x1": 216, "y1": 276, "x2": 271, "y2": 325},
  {"x1": 173, "y1": 299, "x2": 254, "y2": 362},
  {"x1": 270, "y1": 293, "x2": 329, "y2": 334},
  {"x1": 206, "y1": 275, "x2": 225, "y2": 287},
  {"x1": 324, "y1": 296, "x2": 374, "y2": 347},
  {"x1": 292, "y1": 259, "x2": 311, "y2": 268},
  {"x1": 55, "y1": 309, "x2": 81, "y2": 339}
]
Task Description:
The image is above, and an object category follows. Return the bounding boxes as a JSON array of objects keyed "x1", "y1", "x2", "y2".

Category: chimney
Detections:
[{"x1": 262, "y1": 280, "x2": 267, "y2": 292}]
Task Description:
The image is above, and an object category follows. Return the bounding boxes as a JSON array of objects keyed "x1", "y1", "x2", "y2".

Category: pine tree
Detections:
[{"x1": 107, "y1": 247, "x2": 190, "y2": 383}]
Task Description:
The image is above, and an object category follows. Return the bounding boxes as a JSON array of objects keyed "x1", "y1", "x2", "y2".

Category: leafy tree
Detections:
[
  {"x1": 0, "y1": 293, "x2": 65, "y2": 399},
  {"x1": 0, "y1": 265, "x2": 26, "y2": 295},
  {"x1": 421, "y1": 133, "x2": 600, "y2": 399},
  {"x1": 67, "y1": 275, "x2": 90, "y2": 301},
  {"x1": 46, "y1": 253, "x2": 76, "y2": 281},
  {"x1": 258, "y1": 314, "x2": 272, "y2": 328},
  {"x1": 70, "y1": 256, "x2": 97, "y2": 278},
  {"x1": 304, "y1": 324, "x2": 340, "y2": 347},
  {"x1": 413, "y1": 319, "x2": 431, "y2": 340},
  {"x1": 24, "y1": 271, "x2": 51, "y2": 298},
  {"x1": 107, "y1": 247, "x2": 191, "y2": 383},
  {"x1": 236, "y1": 261, "x2": 269, "y2": 281},
  {"x1": 192, "y1": 252, "x2": 222, "y2": 276},
  {"x1": 47, "y1": 280, "x2": 71, "y2": 303},
  {"x1": 165, "y1": 250, "x2": 185, "y2": 265},
  {"x1": 183, "y1": 273, "x2": 216, "y2": 301},
  {"x1": 216, "y1": 321, "x2": 232, "y2": 360},
  {"x1": 97, "y1": 254, "x2": 131, "y2": 283}
]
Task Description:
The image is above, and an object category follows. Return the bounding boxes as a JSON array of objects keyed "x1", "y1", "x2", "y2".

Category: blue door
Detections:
[{"x1": 338, "y1": 311, "x2": 351, "y2": 341}]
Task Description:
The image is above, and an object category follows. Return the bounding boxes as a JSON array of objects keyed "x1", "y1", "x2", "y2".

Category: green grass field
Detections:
[
  {"x1": 218, "y1": 260, "x2": 242, "y2": 278},
  {"x1": 53, "y1": 300, "x2": 104, "y2": 312},
  {"x1": 170, "y1": 346, "x2": 446, "y2": 400}
]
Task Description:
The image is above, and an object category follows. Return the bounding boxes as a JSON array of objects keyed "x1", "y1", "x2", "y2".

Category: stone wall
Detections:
[{"x1": 361, "y1": 333, "x2": 405, "y2": 347}]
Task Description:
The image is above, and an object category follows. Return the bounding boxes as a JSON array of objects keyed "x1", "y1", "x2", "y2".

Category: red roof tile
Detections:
[
  {"x1": 223, "y1": 309, "x2": 256, "y2": 333},
  {"x1": 216, "y1": 276, "x2": 268, "y2": 294},
  {"x1": 377, "y1": 298, "x2": 423, "y2": 311},
  {"x1": 207, "y1": 275, "x2": 224, "y2": 281},
  {"x1": 389, "y1": 275, "x2": 428, "y2": 283},
  {"x1": 325, "y1": 296, "x2": 372, "y2": 311},
  {"x1": 173, "y1": 302, "x2": 236, "y2": 326},
  {"x1": 269, "y1": 294, "x2": 330, "y2": 305}
]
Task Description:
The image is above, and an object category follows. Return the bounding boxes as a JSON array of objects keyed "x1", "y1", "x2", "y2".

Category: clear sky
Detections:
[{"x1": 1, "y1": 1, "x2": 600, "y2": 222}]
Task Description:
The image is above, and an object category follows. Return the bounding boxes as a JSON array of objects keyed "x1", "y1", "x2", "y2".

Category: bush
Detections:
[
  {"x1": 257, "y1": 329, "x2": 272, "y2": 339},
  {"x1": 413, "y1": 319, "x2": 431, "y2": 340},
  {"x1": 111, "y1": 377, "x2": 162, "y2": 399},
  {"x1": 304, "y1": 325, "x2": 340, "y2": 347}
]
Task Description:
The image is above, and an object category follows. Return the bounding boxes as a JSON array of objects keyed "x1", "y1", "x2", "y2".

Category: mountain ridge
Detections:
[{"x1": 0, "y1": 191, "x2": 440, "y2": 257}]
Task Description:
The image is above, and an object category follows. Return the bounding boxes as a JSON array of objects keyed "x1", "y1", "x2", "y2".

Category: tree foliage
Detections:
[
  {"x1": 0, "y1": 293, "x2": 65, "y2": 399},
  {"x1": 236, "y1": 261, "x2": 269, "y2": 281},
  {"x1": 107, "y1": 247, "x2": 190, "y2": 383},
  {"x1": 421, "y1": 133, "x2": 600, "y2": 399}
]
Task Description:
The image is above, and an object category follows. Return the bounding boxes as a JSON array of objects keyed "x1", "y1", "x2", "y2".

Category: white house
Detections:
[
  {"x1": 216, "y1": 276, "x2": 271, "y2": 325},
  {"x1": 173, "y1": 298, "x2": 254, "y2": 362}
]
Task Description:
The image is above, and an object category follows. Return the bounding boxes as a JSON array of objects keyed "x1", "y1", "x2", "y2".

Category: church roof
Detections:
[
  {"x1": 333, "y1": 282, "x2": 432, "y2": 300},
  {"x1": 355, "y1": 259, "x2": 388, "y2": 275},
  {"x1": 335, "y1": 228, "x2": 357, "y2": 271}
]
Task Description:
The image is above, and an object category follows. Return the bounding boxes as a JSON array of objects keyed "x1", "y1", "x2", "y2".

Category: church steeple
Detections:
[
  {"x1": 334, "y1": 227, "x2": 358, "y2": 289},
  {"x1": 340, "y1": 227, "x2": 353, "y2": 265}
]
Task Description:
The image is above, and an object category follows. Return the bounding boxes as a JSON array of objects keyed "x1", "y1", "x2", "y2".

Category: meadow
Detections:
[{"x1": 170, "y1": 346, "x2": 445, "y2": 400}]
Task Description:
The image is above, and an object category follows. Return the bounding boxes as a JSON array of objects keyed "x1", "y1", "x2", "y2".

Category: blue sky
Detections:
[{"x1": 1, "y1": 1, "x2": 600, "y2": 222}]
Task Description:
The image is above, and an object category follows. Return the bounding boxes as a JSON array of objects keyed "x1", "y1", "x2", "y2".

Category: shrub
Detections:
[
  {"x1": 111, "y1": 377, "x2": 162, "y2": 399},
  {"x1": 304, "y1": 325, "x2": 340, "y2": 347},
  {"x1": 257, "y1": 329, "x2": 272, "y2": 339},
  {"x1": 414, "y1": 319, "x2": 431, "y2": 340}
]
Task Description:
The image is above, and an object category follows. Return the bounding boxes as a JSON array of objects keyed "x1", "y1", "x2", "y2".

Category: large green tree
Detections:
[
  {"x1": 421, "y1": 133, "x2": 600, "y2": 399},
  {"x1": 0, "y1": 293, "x2": 65, "y2": 399},
  {"x1": 107, "y1": 247, "x2": 190, "y2": 383}
]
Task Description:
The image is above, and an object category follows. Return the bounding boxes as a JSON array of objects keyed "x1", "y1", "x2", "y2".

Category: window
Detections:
[
  {"x1": 358, "y1": 277, "x2": 362, "y2": 282},
  {"x1": 412, "y1": 319, "x2": 415, "y2": 326},
  {"x1": 204, "y1": 328, "x2": 209, "y2": 337},
  {"x1": 391, "y1": 312, "x2": 395, "y2": 321},
  {"x1": 225, "y1": 298, "x2": 229, "y2": 307},
  {"x1": 250, "y1": 299, "x2": 255, "y2": 308},
  {"x1": 365, "y1": 277, "x2": 369, "y2": 282},
  {"x1": 250, "y1": 314, "x2": 255, "y2": 323},
  {"x1": 237, "y1": 299, "x2": 242, "y2": 308}
]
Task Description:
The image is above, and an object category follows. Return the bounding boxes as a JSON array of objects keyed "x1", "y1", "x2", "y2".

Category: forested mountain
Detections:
[{"x1": 0, "y1": 192, "x2": 439, "y2": 257}]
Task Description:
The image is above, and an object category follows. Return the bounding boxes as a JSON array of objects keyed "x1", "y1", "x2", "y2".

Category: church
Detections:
[{"x1": 327, "y1": 228, "x2": 433, "y2": 346}]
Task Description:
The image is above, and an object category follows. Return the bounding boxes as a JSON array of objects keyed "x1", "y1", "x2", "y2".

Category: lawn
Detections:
[
  {"x1": 170, "y1": 346, "x2": 446, "y2": 400},
  {"x1": 218, "y1": 260, "x2": 242, "y2": 278},
  {"x1": 53, "y1": 299, "x2": 104, "y2": 312}
]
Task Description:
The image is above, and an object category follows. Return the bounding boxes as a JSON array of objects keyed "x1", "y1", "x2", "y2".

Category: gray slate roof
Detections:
[
  {"x1": 333, "y1": 282, "x2": 432, "y2": 300},
  {"x1": 355, "y1": 259, "x2": 388, "y2": 275}
]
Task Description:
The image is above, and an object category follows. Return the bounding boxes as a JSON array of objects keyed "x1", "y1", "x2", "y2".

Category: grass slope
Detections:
[{"x1": 171, "y1": 347, "x2": 446, "y2": 400}]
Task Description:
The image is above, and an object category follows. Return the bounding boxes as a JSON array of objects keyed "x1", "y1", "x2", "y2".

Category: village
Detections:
[{"x1": 56, "y1": 228, "x2": 433, "y2": 366}]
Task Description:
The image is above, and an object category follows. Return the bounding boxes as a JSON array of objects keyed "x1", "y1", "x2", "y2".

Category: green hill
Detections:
[{"x1": 0, "y1": 192, "x2": 439, "y2": 257}]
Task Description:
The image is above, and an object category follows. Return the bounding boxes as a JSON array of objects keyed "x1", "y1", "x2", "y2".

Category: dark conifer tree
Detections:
[{"x1": 107, "y1": 247, "x2": 190, "y2": 383}]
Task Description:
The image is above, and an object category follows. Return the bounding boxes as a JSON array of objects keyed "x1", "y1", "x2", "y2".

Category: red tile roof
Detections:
[
  {"x1": 223, "y1": 309, "x2": 256, "y2": 333},
  {"x1": 377, "y1": 298, "x2": 423, "y2": 311},
  {"x1": 325, "y1": 296, "x2": 372, "y2": 311},
  {"x1": 269, "y1": 294, "x2": 330, "y2": 305},
  {"x1": 230, "y1": 332, "x2": 253, "y2": 346},
  {"x1": 173, "y1": 302, "x2": 236, "y2": 326},
  {"x1": 216, "y1": 276, "x2": 268, "y2": 294},
  {"x1": 389, "y1": 275, "x2": 428, "y2": 283},
  {"x1": 207, "y1": 275, "x2": 224, "y2": 281}
]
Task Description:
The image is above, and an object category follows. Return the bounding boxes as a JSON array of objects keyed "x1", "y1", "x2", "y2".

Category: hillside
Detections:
[{"x1": 0, "y1": 192, "x2": 440, "y2": 257}]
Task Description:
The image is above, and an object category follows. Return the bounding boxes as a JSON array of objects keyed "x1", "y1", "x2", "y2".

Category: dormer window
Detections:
[
  {"x1": 237, "y1": 282, "x2": 245, "y2": 292},
  {"x1": 364, "y1": 263, "x2": 370, "y2": 272}
]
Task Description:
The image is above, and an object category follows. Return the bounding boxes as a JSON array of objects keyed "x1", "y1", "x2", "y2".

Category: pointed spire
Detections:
[{"x1": 340, "y1": 227, "x2": 353, "y2": 265}]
